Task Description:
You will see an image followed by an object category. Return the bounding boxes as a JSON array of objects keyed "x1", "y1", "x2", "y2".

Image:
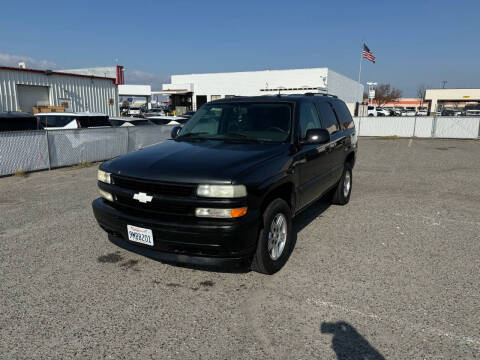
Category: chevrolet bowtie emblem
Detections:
[{"x1": 133, "y1": 192, "x2": 153, "y2": 203}]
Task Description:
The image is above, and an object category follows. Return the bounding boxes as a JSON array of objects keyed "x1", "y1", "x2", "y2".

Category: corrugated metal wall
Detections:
[{"x1": 0, "y1": 69, "x2": 119, "y2": 117}]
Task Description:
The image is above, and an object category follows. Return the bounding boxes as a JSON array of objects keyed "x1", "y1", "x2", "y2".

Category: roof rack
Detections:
[{"x1": 303, "y1": 92, "x2": 338, "y2": 98}]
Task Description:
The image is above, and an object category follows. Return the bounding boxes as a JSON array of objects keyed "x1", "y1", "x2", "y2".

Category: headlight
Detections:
[
  {"x1": 195, "y1": 207, "x2": 247, "y2": 218},
  {"x1": 99, "y1": 189, "x2": 114, "y2": 202},
  {"x1": 97, "y1": 170, "x2": 111, "y2": 184},
  {"x1": 196, "y1": 184, "x2": 246, "y2": 198}
]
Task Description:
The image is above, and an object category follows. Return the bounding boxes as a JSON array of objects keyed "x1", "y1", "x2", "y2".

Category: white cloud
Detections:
[
  {"x1": 0, "y1": 52, "x2": 57, "y2": 69},
  {"x1": 124, "y1": 69, "x2": 169, "y2": 91}
]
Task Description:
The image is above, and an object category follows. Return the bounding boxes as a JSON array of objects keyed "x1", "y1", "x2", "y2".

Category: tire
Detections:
[
  {"x1": 251, "y1": 198, "x2": 292, "y2": 275},
  {"x1": 331, "y1": 162, "x2": 353, "y2": 205}
]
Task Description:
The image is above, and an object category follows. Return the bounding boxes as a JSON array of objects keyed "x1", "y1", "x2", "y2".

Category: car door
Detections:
[
  {"x1": 316, "y1": 101, "x2": 345, "y2": 187},
  {"x1": 293, "y1": 101, "x2": 332, "y2": 209}
]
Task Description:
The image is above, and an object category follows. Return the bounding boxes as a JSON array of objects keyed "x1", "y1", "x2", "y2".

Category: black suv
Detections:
[{"x1": 92, "y1": 95, "x2": 357, "y2": 274}]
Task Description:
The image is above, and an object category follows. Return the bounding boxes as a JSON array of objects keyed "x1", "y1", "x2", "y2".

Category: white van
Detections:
[{"x1": 37, "y1": 112, "x2": 110, "y2": 129}]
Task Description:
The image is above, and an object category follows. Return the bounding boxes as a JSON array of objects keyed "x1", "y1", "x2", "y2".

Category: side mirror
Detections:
[
  {"x1": 171, "y1": 126, "x2": 182, "y2": 139},
  {"x1": 301, "y1": 128, "x2": 330, "y2": 145}
]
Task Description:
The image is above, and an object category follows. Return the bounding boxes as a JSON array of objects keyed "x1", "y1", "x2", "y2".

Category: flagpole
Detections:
[{"x1": 358, "y1": 42, "x2": 363, "y2": 83}]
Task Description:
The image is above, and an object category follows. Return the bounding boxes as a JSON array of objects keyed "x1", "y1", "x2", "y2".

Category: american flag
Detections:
[{"x1": 362, "y1": 43, "x2": 375, "y2": 63}]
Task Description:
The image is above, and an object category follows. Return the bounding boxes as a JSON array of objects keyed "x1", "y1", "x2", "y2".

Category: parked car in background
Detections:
[
  {"x1": 0, "y1": 112, "x2": 39, "y2": 132},
  {"x1": 393, "y1": 107, "x2": 404, "y2": 116},
  {"x1": 37, "y1": 112, "x2": 111, "y2": 129},
  {"x1": 76, "y1": 112, "x2": 111, "y2": 128},
  {"x1": 441, "y1": 109, "x2": 456, "y2": 116},
  {"x1": 109, "y1": 117, "x2": 155, "y2": 127},
  {"x1": 37, "y1": 113, "x2": 79, "y2": 129},
  {"x1": 92, "y1": 94, "x2": 358, "y2": 274},
  {"x1": 405, "y1": 107, "x2": 416, "y2": 116},
  {"x1": 367, "y1": 105, "x2": 377, "y2": 117},
  {"x1": 376, "y1": 108, "x2": 392, "y2": 116},
  {"x1": 127, "y1": 105, "x2": 142, "y2": 116},
  {"x1": 143, "y1": 108, "x2": 166, "y2": 118},
  {"x1": 416, "y1": 107, "x2": 428, "y2": 116},
  {"x1": 383, "y1": 107, "x2": 396, "y2": 116},
  {"x1": 465, "y1": 109, "x2": 480, "y2": 116}
]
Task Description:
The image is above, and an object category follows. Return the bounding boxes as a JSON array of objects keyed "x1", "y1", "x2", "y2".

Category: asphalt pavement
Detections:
[{"x1": 0, "y1": 138, "x2": 479, "y2": 359}]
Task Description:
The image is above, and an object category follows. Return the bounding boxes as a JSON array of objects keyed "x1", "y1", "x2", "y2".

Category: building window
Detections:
[{"x1": 210, "y1": 95, "x2": 222, "y2": 101}]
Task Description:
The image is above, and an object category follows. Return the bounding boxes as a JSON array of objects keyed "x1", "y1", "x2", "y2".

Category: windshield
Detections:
[{"x1": 178, "y1": 102, "x2": 292, "y2": 142}]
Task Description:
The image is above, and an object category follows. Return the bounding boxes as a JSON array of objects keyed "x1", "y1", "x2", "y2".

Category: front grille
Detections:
[
  {"x1": 112, "y1": 175, "x2": 194, "y2": 197},
  {"x1": 115, "y1": 194, "x2": 192, "y2": 216},
  {"x1": 109, "y1": 174, "x2": 195, "y2": 218}
]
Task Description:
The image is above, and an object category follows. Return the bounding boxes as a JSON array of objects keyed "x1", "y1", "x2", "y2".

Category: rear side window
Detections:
[
  {"x1": 78, "y1": 116, "x2": 111, "y2": 128},
  {"x1": 316, "y1": 103, "x2": 340, "y2": 134},
  {"x1": 331, "y1": 101, "x2": 354, "y2": 130},
  {"x1": 298, "y1": 102, "x2": 322, "y2": 138},
  {"x1": 38, "y1": 115, "x2": 76, "y2": 128}
]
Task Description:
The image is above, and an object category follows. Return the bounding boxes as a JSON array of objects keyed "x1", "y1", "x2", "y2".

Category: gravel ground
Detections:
[{"x1": 0, "y1": 138, "x2": 479, "y2": 359}]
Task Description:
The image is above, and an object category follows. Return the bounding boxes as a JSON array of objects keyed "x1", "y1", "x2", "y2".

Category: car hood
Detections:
[{"x1": 101, "y1": 139, "x2": 288, "y2": 184}]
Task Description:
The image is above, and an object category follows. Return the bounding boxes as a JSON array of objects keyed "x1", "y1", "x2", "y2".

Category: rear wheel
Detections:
[
  {"x1": 251, "y1": 198, "x2": 292, "y2": 275},
  {"x1": 331, "y1": 162, "x2": 353, "y2": 205}
]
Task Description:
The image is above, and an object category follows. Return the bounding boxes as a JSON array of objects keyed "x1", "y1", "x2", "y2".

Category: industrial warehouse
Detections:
[
  {"x1": 0, "y1": 66, "x2": 120, "y2": 116},
  {"x1": 161, "y1": 67, "x2": 364, "y2": 114}
]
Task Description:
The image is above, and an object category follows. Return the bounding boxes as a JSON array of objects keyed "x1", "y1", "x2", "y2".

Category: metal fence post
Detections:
[
  {"x1": 45, "y1": 130, "x2": 51, "y2": 170},
  {"x1": 126, "y1": 127, "x2": 130, "y2": 153}
]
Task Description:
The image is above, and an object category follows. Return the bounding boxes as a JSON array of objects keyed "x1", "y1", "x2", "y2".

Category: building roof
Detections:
[{"x1": 0, "y1": 66, "x2": 116, "y2": 82}]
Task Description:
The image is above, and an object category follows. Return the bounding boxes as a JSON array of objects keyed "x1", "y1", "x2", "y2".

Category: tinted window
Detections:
[
  {"x1": 179, "y1": 102, "x2": 292, "y2": 142},
  {"x1": 331, "y1": 101, "x2": 353, "y2": 129},
  {"x1": 38, "y1": 115, "x2": 77, "y2": 128},
  {"x1": 78, "y1": 116, "x2": 110, "y2": 128},
  {"x1": 298, "y1": 102, "x2": 321, "y2": 138},
  {"x1": 316, "y1": 103, "x2": 340, "y2": 134}
]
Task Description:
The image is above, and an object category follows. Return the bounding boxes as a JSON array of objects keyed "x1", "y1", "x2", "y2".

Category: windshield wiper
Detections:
[
  {"x1": 224, "y1": 132, "x2": 273, "y2": 142},
  {"x1": 176, "y1": 132, "x2": 209, "y2": 139}
]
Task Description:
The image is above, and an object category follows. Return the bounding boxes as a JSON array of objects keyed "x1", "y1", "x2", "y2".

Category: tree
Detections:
[
  {"x1": 416, "y1": 84, "x2": 427, "y2": 107},
  {"x1": 374, "y1": 83, "x2": 402, "y2": 107}
]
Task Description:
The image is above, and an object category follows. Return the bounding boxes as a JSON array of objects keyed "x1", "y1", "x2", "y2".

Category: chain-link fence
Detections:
[
  {"x1": 353, "y1": 116, "x2": 480, "y2": 138},
  {"x1": 1, "y1": 118, "x2": 478, "y2": 177},
  {"x1": 127, "y1": 126, "x2": 173, "y2": 152},
  {"x1": 0, "y1": 130, "x2": 50, "y2": 175},
  {"x1": 0, "y1": 125, "x2": 174, "y2": 176}
]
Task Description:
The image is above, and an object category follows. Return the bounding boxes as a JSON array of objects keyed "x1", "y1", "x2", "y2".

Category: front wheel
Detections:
[
  {"x1": 331, "y1": 163, "x2": 353, "y2": 205},
  {"x1": 251, "y1": 198, "x2": 292, "y2": 275}
]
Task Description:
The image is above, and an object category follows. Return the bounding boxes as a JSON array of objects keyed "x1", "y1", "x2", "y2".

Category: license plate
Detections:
[{"x1": 127, "y1": 225, "x2": 154, "y2": 246}]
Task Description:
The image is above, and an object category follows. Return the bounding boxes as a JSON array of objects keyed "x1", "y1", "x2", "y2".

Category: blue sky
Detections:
[{"x1": 1, "y1": 0, "x2": 479, "y2": 96}]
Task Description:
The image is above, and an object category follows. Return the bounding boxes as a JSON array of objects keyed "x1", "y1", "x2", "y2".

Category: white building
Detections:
[
  {"x1": 0, "y1": 66, "x2": 119, "y2": 117},
  {"x1": 162, "y1": 68, "x2": 363, "y2": 113},
  {"x1": 118, "y1": 84, "x2": 152, "y2": 107}
]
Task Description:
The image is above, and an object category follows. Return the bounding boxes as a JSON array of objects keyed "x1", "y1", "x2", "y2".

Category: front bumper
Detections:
[{"x1": 92, "y1": 198, "x2": 260, "y2": 267}]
